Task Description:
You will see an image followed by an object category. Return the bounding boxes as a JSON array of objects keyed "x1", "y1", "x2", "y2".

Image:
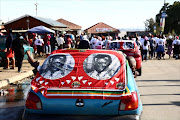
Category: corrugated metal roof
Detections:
[
  {"x1": 3, "y1": 14, "x2": 67, "y2": 28},
  {"x1": 32, "y1": 16, "x2": 67, "y2": 28}
]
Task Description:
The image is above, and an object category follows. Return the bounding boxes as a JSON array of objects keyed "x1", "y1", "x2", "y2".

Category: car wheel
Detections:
[{"x1": 137, "y1": 67, "x2": 142, "y2": 76}]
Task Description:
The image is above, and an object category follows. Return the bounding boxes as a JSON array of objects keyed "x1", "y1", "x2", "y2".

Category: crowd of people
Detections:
[
  {"x1": 30, "y1": 32, "x2": 180, "y2": 61},
  {"x1": 2, "y1": 28, "x2": 180, "y2": 72}
]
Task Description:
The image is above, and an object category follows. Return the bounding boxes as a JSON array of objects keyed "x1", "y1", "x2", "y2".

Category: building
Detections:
[
  {"x1": 84, "y1": 22, "x2": 120, "y2": 37},
  {"x1": 3, "y1": 14, "x2": 67, "y2": 32},
  {"x1": 56, "y1": 18, "x2": 82, "y2": 35}
]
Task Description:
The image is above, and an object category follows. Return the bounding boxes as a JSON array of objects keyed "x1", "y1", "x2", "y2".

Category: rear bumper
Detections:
[
  {"x1": 135, "y1": 57, "x2": 141, "y2": 69},
  {"x1": 22, "y1": 112, "x2": 141, "y2": 120}
]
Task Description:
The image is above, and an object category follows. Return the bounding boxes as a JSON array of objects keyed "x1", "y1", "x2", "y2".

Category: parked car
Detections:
[
  {"x1": 23, "y1": 49, "x2": 142, "y2": 120},
  {"x1": 0, "y1": 35, "x2": 34, "y2": 66},
  {"x1": 107, "y1": 40, "x2": 142, "y2": 76}
]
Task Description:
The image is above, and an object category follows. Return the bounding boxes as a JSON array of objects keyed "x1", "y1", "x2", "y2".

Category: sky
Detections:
[{"x1": 0, "y1": 0, "x2": 177, "y2": 30}]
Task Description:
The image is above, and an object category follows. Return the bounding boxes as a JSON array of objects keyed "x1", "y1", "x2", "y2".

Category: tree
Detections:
[
  {"x1": 144, "y1": 18, "x2": 156, "y2": 32},
  {"x1": 156, "y1": 1, "x2": 180, "y2": 35}
]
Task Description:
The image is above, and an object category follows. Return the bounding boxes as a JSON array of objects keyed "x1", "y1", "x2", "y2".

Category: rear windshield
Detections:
[
  {"x1": 109, "y1": 42, "x2": 120, "y2": 49},
  {"x1": 123, "y1": 42, "x2": 135, "y2": 49},
  {"x1": 39, "y1": 53, "x2": 121, "y2": 80}
]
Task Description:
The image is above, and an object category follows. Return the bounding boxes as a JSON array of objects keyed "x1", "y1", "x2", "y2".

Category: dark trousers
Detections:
[
  {"x1": 149, "y1": 46, "x2": 155, "y2": 58},
  {"x1": 37, "y1": 45, "x2": 43, "y2": 55},
  {"x1": 15, "y1": 54, "x2": 24, "y2": 71}
]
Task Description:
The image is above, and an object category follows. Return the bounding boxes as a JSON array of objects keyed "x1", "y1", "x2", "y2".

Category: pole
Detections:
[{"x1": 35, "y1": 2, "x2": 38, "y2": 16}]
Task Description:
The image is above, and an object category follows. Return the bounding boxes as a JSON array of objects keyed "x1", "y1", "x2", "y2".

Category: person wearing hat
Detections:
[{"x1": 12, "y1": 33, "x2": 28, "y2": 72}]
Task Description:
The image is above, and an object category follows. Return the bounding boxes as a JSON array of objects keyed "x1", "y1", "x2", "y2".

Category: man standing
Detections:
[
  {"x1": 4, "y1": 28, "x2": 15, "y2": 69},
  {"x1": 12, "y1": 34, "x2": 28, "y2": 72},
  {"x1": 50, "y1": 33, "x2": 57, "y2": 52},
  {"x1": 56, "y1": 34, "x2": 65, "y2": 49}
]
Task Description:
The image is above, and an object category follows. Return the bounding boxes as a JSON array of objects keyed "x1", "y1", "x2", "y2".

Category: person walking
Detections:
[
  {"x1": 166, "y1": 35, "x2": 174, "y2": 59},
  {"x1": 78, "y1": 35, "x2": 90, "y2": 49},
  {"x1": 4, "y1": 28, "x2": 15, "y2": 69},
  {"x1": 149, "y1": 35, "x2": 156, "y2": 59},
  {"x1": 12, "y1": 34, "x2": 28, "y2": 72},
  {"x1": 142, "y1": 37, "x2": 150, "y2": 61},
  {"x1": 156, "y1": 35, "x2": 165, "y2": 60}
]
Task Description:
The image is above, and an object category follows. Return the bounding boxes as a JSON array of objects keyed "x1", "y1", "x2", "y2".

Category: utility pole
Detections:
[{"x1": 35, "y1": 2, "x2": 38, "y2": 16}]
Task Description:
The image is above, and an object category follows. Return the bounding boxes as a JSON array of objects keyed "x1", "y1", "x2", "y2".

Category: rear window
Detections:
[
  {"x1": 109, "y1": 42, "x2": 120, "y2": 49},
  {"x1": 123, "y1": 42, "x2": 135, "y2": 49},
  {"x1": 39, "y1": 54, "x2": 75, "y2": 80}
]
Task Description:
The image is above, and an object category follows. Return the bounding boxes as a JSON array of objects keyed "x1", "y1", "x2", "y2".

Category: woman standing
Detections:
[
  {"x1": 142, "y1": 37, "x2": 150, "y2": 61},
  {"x1": 66, "y1": 35, "x2": 72, "y2": 49},
  {"x1": 166, "y1": 35, "x2": 173, "y2": 59}
]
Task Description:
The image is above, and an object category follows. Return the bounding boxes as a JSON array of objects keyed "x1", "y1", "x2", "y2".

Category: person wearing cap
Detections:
[{"x1": 12, "y1": 33, "x2": 28, "y2": 72}]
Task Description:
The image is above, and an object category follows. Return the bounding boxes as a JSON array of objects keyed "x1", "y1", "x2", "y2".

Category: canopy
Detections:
[{"x1": 28, "y1": 26, "x2": 55, "y2": 34}]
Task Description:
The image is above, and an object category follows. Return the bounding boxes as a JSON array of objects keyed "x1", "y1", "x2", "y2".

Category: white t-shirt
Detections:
[
  {"x1": 157, "y1": 39, "x2": 165, "y2": 46},
  {"x1": 56, "y1": 37, "x2": 65, "y2": 46},
  {"x1": 90, "y1": 38, "x2": 98, "y2": 49},
  {"x1": 142, "y1": 41, "x2": 150, "y2": 50},
  {"x1": 172, "y1": 39, "x2": 180, "y2": 45},
  {"x1": 35, "y1": 39, "x2": 44, "y2": 46}
]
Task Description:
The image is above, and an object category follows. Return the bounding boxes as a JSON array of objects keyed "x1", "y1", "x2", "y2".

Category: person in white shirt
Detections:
[
  {"x1": 90, "y1": 36, "x2": 98, "y2": 49},
  {"x1": 56, "y1": 34, "x2": 65, "y2": 49},
  {"x1": 172, "y1": 36, "x2": 180, "y2": 59},
  {"x1": 156, "y1": 36, "x2": 165, "y2": 60},
  {"x1": 35, "y1": 35, "x2": 44, "y2": 56}
]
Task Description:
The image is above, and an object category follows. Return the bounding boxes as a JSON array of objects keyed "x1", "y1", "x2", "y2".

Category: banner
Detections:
[{"x1": 96, "y1": 28, "x2": 113, "y2": 32}]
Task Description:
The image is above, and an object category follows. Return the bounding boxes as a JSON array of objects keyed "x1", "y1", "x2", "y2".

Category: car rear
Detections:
[{"x1": 24, "y1": 49, "x2": 142, "y2": 119}]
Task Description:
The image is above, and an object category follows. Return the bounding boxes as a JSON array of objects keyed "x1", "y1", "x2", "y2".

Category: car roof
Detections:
[{"x1": 109, "y1": 40, "x2": 136, "y2": 43}]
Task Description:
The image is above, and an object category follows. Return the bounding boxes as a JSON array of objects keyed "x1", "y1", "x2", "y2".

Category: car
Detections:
[
  {"x1": 107, "y1": 40, "x2": 142, "y2": 76},
  {"x1": 23, "y1": 49, "x2": 142, "y2": 120},
  {"x1": 0, "y1": 35, "x2": 34, "y2": 66}
]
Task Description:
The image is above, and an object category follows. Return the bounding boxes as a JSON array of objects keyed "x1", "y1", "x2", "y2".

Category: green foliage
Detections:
[
  {"x1": 144, "y1": 18, "x2": 155, "y2": 32},
  {"x1": 156, "y1": 1, "x2": 180, "y2": 35}
]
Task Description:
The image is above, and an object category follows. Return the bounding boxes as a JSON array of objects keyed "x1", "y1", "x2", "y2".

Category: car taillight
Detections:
[
  {"x1": 25, "y1": 92, "x2": 42, "y2": 110},
  {"x1": 119, "y1": 91, "x2": 138, "y2": 111}
]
